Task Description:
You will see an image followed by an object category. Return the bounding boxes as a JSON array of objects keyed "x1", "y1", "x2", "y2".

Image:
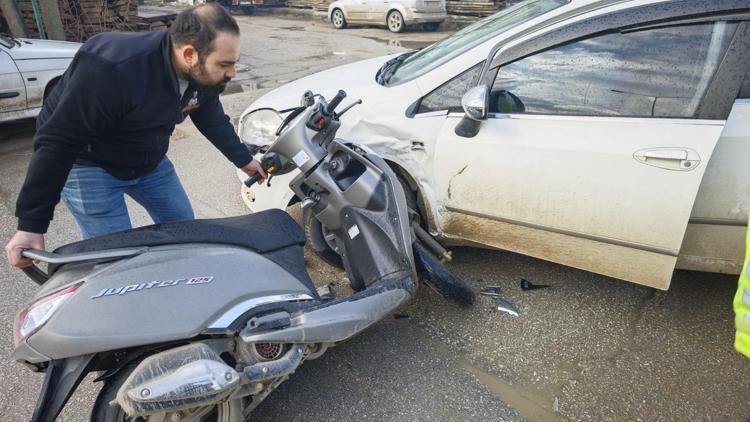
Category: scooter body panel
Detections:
[{"x1": 20, "y1": 244, "x2": 315, "y2": 362}]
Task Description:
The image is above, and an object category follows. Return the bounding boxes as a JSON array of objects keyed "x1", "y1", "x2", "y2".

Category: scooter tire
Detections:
[
  {"x1": 303, "y1": 172, "x2": 420, "y2": 270},
  {"x1": 304, "y1": 208, "x2": 345, "y2": 268}
]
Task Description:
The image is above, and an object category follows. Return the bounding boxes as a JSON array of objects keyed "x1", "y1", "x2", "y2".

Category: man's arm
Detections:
[
  {"x1": 190, "y1": 94, "x2": 267, "y2": 182},
  {"x1": 189, "y1": 94, "x2": 253, "y2": 167},
  {"x1": 14, "y1": 53, "x2": 126, "y2": 234}
]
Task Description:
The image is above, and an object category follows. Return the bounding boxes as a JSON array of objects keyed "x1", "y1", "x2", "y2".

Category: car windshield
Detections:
[
  {"x1": 386, "y1": 0, "x2": 569, "y2": 85},
  {"x1": 0, "y1": 33, "x2": 15, "y2": 49}
]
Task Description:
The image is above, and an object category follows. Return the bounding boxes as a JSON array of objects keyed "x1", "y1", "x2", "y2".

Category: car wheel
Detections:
[
  {"x1": 422, "y1": 21, "x2": 441, "y2": 31},
  {"x1": 331, "y1": 9, "x2": 347, "y2": 29},
  {"x1": 387, "y1": 10, "x2": 404, "y2": 33}
]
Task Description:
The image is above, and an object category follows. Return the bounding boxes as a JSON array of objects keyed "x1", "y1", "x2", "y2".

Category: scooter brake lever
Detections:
[{"x1": 336, "y1": 99, "x2": 363, "y2": 118}]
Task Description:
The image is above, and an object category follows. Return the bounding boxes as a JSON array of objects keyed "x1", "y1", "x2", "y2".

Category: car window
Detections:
[
  {"x1": 490, "y1": 22, "x2": 737, "y2": 118},
  {"x1": 387, "y1": 0, "x2": 568, "y2": 85},
  {"x1": 417, "y1": 63, "x2": 483, "y2": 114},
  {"x1": 740, "y1": 71, "x2": 750, "y2": 99}
]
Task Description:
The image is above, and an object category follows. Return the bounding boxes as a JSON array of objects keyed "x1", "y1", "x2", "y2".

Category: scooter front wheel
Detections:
[{"x1": 91, "y1": 361, "x2": 246, "y2": 422}]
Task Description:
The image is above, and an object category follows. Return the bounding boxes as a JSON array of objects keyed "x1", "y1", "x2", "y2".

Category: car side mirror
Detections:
[
  {"x1": 461, "y1": 85, "x2": 488, "y2": 121},
  {"x1": 455, "y1": 85, "x2": 487, "y2": 138}
]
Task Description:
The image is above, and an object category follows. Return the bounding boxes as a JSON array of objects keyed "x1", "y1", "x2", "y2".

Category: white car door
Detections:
[
  {"x1": 431, "y1": 20, "x2": 746, "y2": 289},
  {"x1": 366, "y1": 0, "x2": 389, "y2": 23},
  {"x1": 0, "y1": 49, "x2": 27, "y2": 114},
  {"x1": 344, "y1": 0, "x2": 369, "y2": 22}
]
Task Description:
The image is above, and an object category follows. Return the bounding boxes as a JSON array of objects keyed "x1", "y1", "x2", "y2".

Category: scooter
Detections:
[{"x1": 13, "y1": 89, "x2": 473, "y2": 421}]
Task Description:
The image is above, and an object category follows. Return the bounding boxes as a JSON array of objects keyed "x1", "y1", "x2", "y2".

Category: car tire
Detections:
[
  {"x1": 423, "y1": 21, "x2": 441, "y2": 31},
  {"x1": 331, "y1": 8, "x2": 347, "y2": 29},
  {"x1": 387, "y1": 10, "x2": 405, "y2": 33}
]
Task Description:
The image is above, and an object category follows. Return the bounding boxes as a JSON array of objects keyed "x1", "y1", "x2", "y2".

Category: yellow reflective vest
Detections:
[{"x1": 734, "y1": 222, "x2": 750, "y2": 359}]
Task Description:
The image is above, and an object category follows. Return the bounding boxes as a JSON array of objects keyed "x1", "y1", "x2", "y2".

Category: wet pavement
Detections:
[
  {"x1": 226, "y1": 12, "x2": 456, "y2": 94},
  {"x1": 0, "y1": 13, "x2": 748, "y2": 422}
]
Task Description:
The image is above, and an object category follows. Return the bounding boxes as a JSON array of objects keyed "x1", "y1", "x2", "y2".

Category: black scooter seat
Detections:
[{"x1": 54, "y1": 209, "x2": 305, "y2": 255}]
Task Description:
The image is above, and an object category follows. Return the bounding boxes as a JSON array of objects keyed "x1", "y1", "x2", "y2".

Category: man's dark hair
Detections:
[{"x1": 169, "y1": 3, "x2": 240, "y2": 62}]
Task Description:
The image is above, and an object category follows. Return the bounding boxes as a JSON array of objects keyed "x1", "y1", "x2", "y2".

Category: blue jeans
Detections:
[{"x1": 61, "y1": 158, "x2": 194, "y2": 239}]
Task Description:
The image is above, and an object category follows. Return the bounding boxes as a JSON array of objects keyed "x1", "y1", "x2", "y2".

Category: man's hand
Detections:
[
  {"x1": 5, "y1": 231, "x2": 45, "y2": 269},
  {"x1": 240, "y1": 160, "x2": 268, "y2": 185}
]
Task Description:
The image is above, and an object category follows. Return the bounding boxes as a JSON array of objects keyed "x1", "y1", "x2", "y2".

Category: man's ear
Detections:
[{"x1": 182, "y1": 45, "x2": 198, "y2": 67}]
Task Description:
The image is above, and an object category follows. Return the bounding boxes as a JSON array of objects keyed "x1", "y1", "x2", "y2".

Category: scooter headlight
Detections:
[
  {"x1": 238, "y1": 108, "x2": 284, "y2": 146},
  {"x1": 13, "y1": 284, "x2": 81, "y2": 346}
]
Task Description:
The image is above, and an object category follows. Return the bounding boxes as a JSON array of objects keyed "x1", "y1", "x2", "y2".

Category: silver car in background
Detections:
[{"x1": 328, "y1": 0, "x2": 446, "y2": 32}]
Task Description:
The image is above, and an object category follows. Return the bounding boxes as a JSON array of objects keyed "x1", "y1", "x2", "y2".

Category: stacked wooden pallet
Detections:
[
  {"x1": 446, "y1": 0, "x2": 504, "y2": 17},
  {"x1": 66, "y1": 0, "x2": 140, "y2": 40},
  {"x1": 286, "y1": 0, "x2": 327, "y2": 12},
  {"x1": 3, "y1": 0, "x2": 170, "y2": 42},
  {"x1": 251, "y1": 0, "x2": 286, "y2": 7}
]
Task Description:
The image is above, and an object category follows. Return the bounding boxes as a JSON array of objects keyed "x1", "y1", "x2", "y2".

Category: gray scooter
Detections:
[{"x1": 13, "y1": 89, "x2": 473, "y2": 421}]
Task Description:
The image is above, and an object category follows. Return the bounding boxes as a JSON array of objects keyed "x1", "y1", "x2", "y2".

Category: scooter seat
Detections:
[{"x1": 54, "y1": 209, "x2": 305, "y2": 255}]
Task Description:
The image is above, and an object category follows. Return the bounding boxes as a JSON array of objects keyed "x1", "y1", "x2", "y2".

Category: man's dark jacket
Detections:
[{"x1": 15, "y1": 31, "x2": 252, "y2": 234}]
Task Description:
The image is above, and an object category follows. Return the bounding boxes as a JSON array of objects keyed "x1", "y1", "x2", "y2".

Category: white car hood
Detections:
[
  {"x1": 246, "y1": 54, "x2": 396, "y2": 112},
  {"x1": 7, "y1": 38, "x2": 80, "y2": 60}
]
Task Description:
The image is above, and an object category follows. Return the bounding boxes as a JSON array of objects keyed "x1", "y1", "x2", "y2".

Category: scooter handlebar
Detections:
[
  {"x1": 244, "y1": 172, "x2": 263, "y2": 187},
  {"x1": 325, "y1": 90, "x2": 347, "y2": 115}
]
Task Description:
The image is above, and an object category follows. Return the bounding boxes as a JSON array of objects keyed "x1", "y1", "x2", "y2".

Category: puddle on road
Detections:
[
  {"x1": 460, "y1": 361, "x2": 562, "y2": 422},
  {"x1": 362, "y1": 36, "x2": 433, "y2": 50}
]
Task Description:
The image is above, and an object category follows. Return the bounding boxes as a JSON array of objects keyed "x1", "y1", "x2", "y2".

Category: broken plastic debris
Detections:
[
  {"x1": 316, "y1": 284, "x2": 335, "y2": 301},
  {"x1": 520, "y1": 278, "x2": 551, "y2": 291},
  {"x1": 393, "y1": 313, "x2": 410, "y2": 320},
  {"x1": 479, "y1": 286, "x2": 503, "y2": 297},
  {"x1": 333, "y1": 51, "x2": 346, "y2": 55},
  {"x1": 495, "y1": 297, "x2": 519, "y2": 317}
]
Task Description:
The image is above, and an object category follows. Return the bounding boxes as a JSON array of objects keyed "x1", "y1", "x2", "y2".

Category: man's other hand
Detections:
[{"x1": 5, "y1": 231, "x2": 45, "y2": 269}]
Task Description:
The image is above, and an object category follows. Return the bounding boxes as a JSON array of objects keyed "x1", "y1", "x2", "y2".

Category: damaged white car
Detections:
[{"x1": 237, "y1": 0, "x2": 750, "y2": 290}]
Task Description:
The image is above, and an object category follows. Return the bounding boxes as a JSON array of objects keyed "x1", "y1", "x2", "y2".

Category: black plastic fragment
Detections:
[{"x1": 520, "y1": 278, "x2": 551, "y2": 291}]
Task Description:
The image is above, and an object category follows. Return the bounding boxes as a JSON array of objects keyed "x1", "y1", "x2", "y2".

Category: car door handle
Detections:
[
  {"x1": 0, "y1": 91, "x2": 20, "y2": 99},
  {"x1": 633, "y1": 148, "x2": 699, "y2": 171},
  {"x1": 643, "y1": 149, "x2": 688, "y2": 160}
]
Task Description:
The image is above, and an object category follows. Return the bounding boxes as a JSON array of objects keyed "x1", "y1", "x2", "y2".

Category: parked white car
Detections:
[
  {"x1": 239, "y1": 0, "x2": 750, "y2": 290},
  {"x1": 0, "y1": 34, "x2": 80, "y2": 123},
  {"x1": 328, "y1": 0, "x2": 447, "y2": 33}
]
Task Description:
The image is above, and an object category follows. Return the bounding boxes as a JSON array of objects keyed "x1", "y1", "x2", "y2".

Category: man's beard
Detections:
[{"x1": 187, "y1": 62, "x2": 230, "y2": 96}]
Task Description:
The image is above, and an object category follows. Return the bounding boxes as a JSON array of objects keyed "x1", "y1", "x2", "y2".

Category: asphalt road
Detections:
[{"x1": 0, "y1": 13, "x2": 748, "y2": 421}]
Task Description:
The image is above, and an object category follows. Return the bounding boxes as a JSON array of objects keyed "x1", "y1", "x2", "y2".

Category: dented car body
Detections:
[{"x1": 238, "y1": 0, "x2": 750, "y2": 290}]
